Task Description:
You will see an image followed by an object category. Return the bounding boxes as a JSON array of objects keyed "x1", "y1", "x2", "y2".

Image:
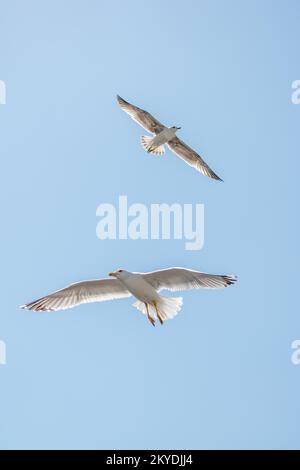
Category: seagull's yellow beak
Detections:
[{"x1": 108, "y1": 271, "x2": 117, "y2": 277}]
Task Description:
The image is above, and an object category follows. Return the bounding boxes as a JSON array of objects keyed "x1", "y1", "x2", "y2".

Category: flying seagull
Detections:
[
  {"x1": 117, "y1": 95, "x2": 222, "y2": 181},
  {"x1": 20, "y1": 267, "x2": 237, "y2": 326}
]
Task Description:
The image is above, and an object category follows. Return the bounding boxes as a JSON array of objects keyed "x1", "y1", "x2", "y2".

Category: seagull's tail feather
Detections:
[
  {"x1": 140, "y1": 136, "x2": 165, "y2": 156},
  {"x1": 133, "y1": 296, "x2": 183, "y2": 323},
  {"x1": 156, "y1": 296, "x2": 183, "y2": 320}
]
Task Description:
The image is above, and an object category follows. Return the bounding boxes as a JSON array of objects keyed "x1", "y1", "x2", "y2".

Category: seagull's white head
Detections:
[
  {"x1": 108, "y1": 269, "x2": 130, "y2": 279},
  {"x1": 171, "y1": 126, "x2": 181, "y2": 132}
]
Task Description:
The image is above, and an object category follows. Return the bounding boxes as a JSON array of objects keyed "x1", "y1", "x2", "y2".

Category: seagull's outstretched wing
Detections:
[
  {"x1": 167, "y1": 137, "x2": 223, "y2": 181},
  {"x1": 117, "y1": 95, "x2": 165, "y2": 135},
  {"x1": 142, "y1": 267, "x2": 236, "y2": 292},
  {"x1": 20, "y1": 279, "x2": 131, "y2": 312}
]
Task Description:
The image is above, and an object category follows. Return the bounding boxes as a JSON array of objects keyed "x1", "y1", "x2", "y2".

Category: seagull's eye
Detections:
[{"x1": 118, "y1": 270, "x2": 123, "y2": 273}]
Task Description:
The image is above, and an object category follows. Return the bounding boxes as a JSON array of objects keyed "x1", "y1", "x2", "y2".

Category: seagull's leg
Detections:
[
  {"x1": 145, "y1": 302, "x2": 155, "y2": 327},
  {"x1": 153, "y1": 301, "x2": 164, "y2": 325}
]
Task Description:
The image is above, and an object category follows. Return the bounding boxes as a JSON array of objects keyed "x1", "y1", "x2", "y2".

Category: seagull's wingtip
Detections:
[
  {"x1": 208, "y1": 171, "x2": 223, "y2": 181},
  {"x1": 215, "y1": 174, "x2": 223, "y2": 182},
  {"x1": 225, "y1": 275, "x2": 238, "y2": 286}
]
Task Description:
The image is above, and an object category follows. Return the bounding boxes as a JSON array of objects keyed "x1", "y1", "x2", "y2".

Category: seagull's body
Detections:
[
  {"x1": 120, "y1": 272, "x2": 160, "y2": 303},
  {"x1": 21, "y1": 267, "x2": 237, "y2": 326},
  {"x1": 141, "y1": 127, "x2": 178, "y2": 156},
  {"x1": 117, "y1": 95, "x2": 222, "y2": 180}
]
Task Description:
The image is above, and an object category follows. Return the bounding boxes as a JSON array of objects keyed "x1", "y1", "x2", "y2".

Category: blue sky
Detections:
[{"x1": 0, "y1": 0, "x2": 299, "y2": 449}]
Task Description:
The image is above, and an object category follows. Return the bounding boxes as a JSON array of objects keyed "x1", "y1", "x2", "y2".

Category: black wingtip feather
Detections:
[
  {"x1": 212, "y1": 172, "x2": 223, "y2": 182},
  {"x1": 116, "y1": 94, "x2": 127, "y2": 105},
  {"x1": 224, "y1": 275, "x2": 238, "y2": 286}
]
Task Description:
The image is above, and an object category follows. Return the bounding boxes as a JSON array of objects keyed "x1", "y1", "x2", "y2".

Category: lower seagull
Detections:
[{"x1": 20, "y1": 267, "x2": 237, "y2": 326}]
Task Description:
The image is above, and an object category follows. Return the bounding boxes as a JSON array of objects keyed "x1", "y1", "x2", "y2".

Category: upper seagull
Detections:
[
  {"x1": 20, "y1": 267, "x2": 236, "y2": 326},
  {"x1": 117, "y1": 95, "x2": 222, "y2": 180}
]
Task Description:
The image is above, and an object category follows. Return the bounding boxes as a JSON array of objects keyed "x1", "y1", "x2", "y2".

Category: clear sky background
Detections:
[{"x1": 0, "y1": 0, "x2": 299, "y2": 450}]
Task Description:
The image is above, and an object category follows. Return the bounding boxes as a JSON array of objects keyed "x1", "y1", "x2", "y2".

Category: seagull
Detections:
[
  {"x1": 117, "y1": 95, "x2": 222, "y2": 181},
  {"x1": 20, "y1": 267, "x2": 237, "y2": 326}
]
